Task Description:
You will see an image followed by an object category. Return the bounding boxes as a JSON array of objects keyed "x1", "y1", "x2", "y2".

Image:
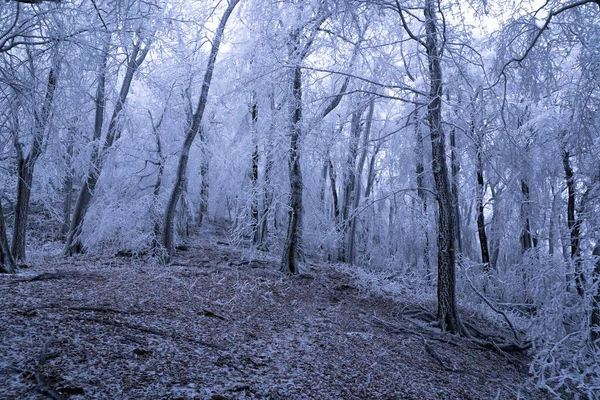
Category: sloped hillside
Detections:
[{"x1": 1, "y1": 226, "x2": 543, "y2": 399}]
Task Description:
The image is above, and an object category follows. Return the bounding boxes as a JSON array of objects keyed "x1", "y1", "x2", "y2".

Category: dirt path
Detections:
[{"x1": 1, "y1": 225, "x2": 544, "y2": 399}]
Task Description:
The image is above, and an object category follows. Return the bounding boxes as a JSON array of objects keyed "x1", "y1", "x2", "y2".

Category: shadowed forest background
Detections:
[{"x1": 1, "y1": 0, "x2": 600, "y2": 398}]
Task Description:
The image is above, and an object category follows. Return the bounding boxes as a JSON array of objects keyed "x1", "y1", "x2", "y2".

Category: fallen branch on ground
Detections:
[{"x1": 35, "y1": 339, "x2": 64, "y2": 400}]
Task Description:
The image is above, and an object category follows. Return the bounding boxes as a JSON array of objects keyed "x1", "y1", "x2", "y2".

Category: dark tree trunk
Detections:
[
  {"x1": 338, "y1": 110, "x2": 362, "y2": 262},
  {"x1": 475, "y1": 132, "x2": 491, "y2": 271},
  {"x1": 348, "y1": 99, "x2": 375, "y2": 264},
  {"x1": 61, "y1": 131, "x2": 74, "y2": 238},
  {"x1": 562, "y1": 150, "x2": 585, "y2": 296},
  {"x1": 591, "y1": 243, "x2": 600, "y2": 346},
  {"x1": 65, "y1": 38, "x2": 149, "y2": 255},
  {"x1": 449, "y1": 125, "x2": 462, "y2": 254},
  {"x1": 328, "y1": 158, "x2": 340, "y2": 224},
  {"x1": 364, "y1": 142, "x2": 380, "y2": 200},
  {"x1": 147, "y1": 108, "x2": 166, "y2": 250},
  {"x1": 520, "y1": 179, "x2": 535, "y2": 253},
  {"x1": 415, "y1": 112, "x2": 431, "y2": 276},
  {"x1": 12, "y1": 67, "x2": 57, "y2": 262},
  {"x1": 250, "y1": 96, "x2": 260, "y2": 245},
  {"x1": 424, "y1": 0, "x2": 467, "y2": 335},
  {"x1": 162, "y1": 0, "x2": 239, "y2": 256},
  {"x1": 0, "y1": 199, "x2": 16, "y2": 273},
  {"x1": 281, "y1": 64, "x2": 304, "y2": 274}
]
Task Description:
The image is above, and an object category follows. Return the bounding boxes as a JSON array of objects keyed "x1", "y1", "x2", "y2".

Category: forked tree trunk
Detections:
[
  {"x1": 162, "y1": 0, "x2": 240, "y2": 255},
  {"x1": 424, "y1": 0, "x2": 467, "y2": 335},
  {"x1": 348, "y1": 99, "x2": 375, "y2": 264},
  {"x1": 12, "y1": 67, "x2": 57, "y2": 262},
  {"x1": 65, "y1": 38, "x2": 150, "y2": 255}
]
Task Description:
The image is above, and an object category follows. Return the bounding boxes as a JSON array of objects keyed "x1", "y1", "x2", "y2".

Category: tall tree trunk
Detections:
[
  {"x1": 348, "y1": 99, "x2": 375, "y2": 264},
  {"x1": 338, "y1": 109, "x2": 362, "y2": 262},
  {"x1": 424, "y1": 0, "x2": 467, "y2": 335},
  {"x1": 250, "y1": 96, "x2": 260, "y2": 245},
  {"x1": 415, "y1": 112, "x2": 431, "y2": 276},
  {"x1": 475, "y1": 131, "x2": 491, "y2": 271},
  {"x1": 12, "y1": 67, "x2": 57, "y2": 262},
  {"x1": 163, "y1": 0, "x2": 240, "y2": 255},
  {"x1": 364, "y1": 142, "x2": 380, "y2": 200},
  {"x1": 562, "y1": 150, "x2": 585, "y2": 296},
  {"x1": 147, "y1": 108, "x2": 166, "y2": 250},
  {"x1": 0, "y1": 199, "x2": 16, "y2": 273},
  {"x1": 591, "y1": 243, "x2": 600, "y2": 346},
  {"x1": 281, "y1": 63, "x2": 304, "y2": 274},
  {"x1": 61, "y1": 128, "x2": 75, "y2": 238},
  {"x1": 65, "y1": 38, "x2": 149, "y2": 255},
  {"x1": 520, "y1": 179, "x2": 535, "y2": 253},
  {"x1": 449, "y1": 125, "x2": 462, "y2": 254},
  {"x1": 328, "y1": 158, "x2": 340, "y2": 224}
]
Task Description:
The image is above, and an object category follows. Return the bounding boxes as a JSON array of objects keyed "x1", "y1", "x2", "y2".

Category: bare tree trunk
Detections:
[
  {"x1": 249, "y1": 95, "x2": 260, "y2": 245},
  {"x1": 415, "y1": 112, "x2": 431, "y2": 276},
  {"x1": 162, "y1": 0, "x2": 240, "y2": 255},
  {"x1": 65, "y1": 38, "x2": 150, "y2": 255},
  {"x1": 424, "y1": 0, "x2": 467, "y2": 335},
  {"x1": 147, "y1": 108, "x2": 166, "y2": 250},
  {"x1": 0, "y1": 199, "x2": 16, "y2": 273},
  {"x1": 61, "y1": 128, "x2": 75, "y2": 238},
  {"x1": 328, "y1": 158, "x2": 340, "y2": 224},
  {"x1": 520, "y1": 179, "x2": 535, "y2": 253},
  {"x1": 348, "y1": 99, "x2": 375, "y2": 264},
  {"x1": 449, "y1": 125, "x2": 462, "y2": 255},
  {"x1": 364, "y1": 142, "x2": 380, "y2": 200},
  {"x1": 475, "y1": 131, "x2": 491, "y2": 271},
  {"x1": 338, "y1": 109, "x2": 362, "y2": 262},
  {"x1": 562, "y1": 150, "x2": 585, "y2": 296},
  {"x1": 12, "y1": 67, "x2": 57, "y2": 262},
  {"x1": 591, "y1": 243, "x2": 600, "y2": 346},
  {"x1": 281, "y1": 64, "x2": 304, "y2": 274}
]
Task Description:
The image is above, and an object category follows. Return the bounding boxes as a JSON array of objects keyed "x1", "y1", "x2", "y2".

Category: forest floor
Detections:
[{"x1": 1, "y1": 224, "x2": 546, "y2": 400}]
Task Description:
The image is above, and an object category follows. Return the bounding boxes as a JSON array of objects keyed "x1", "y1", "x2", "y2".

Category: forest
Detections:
[{"x1": 1, "y1": 0, "x2": 599, "y2": 398}]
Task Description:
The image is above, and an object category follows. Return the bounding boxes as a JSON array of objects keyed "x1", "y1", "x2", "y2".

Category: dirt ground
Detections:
[{"x1": 0, "y1": 225, "x2": 546, "y2": 399}]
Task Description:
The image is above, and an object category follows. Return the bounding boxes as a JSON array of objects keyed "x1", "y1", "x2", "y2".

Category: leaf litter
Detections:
[{"x1": 0, "y1": 225, "x2": 545, "y2": 399}]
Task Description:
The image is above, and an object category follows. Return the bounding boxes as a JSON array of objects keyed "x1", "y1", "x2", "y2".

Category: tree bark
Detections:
[
  {"x1": 12, "y1": 66, "x2": 57, "y2": 262},
  {"x1": 162, "y1": 0, "x2": 240, "y2": 255},
  {"x1": 424, "y1": 0, "x2": 467, "y2": 335},
  {"x1": 281, "y1": 63, "x2": 304, "y2": 274}
]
